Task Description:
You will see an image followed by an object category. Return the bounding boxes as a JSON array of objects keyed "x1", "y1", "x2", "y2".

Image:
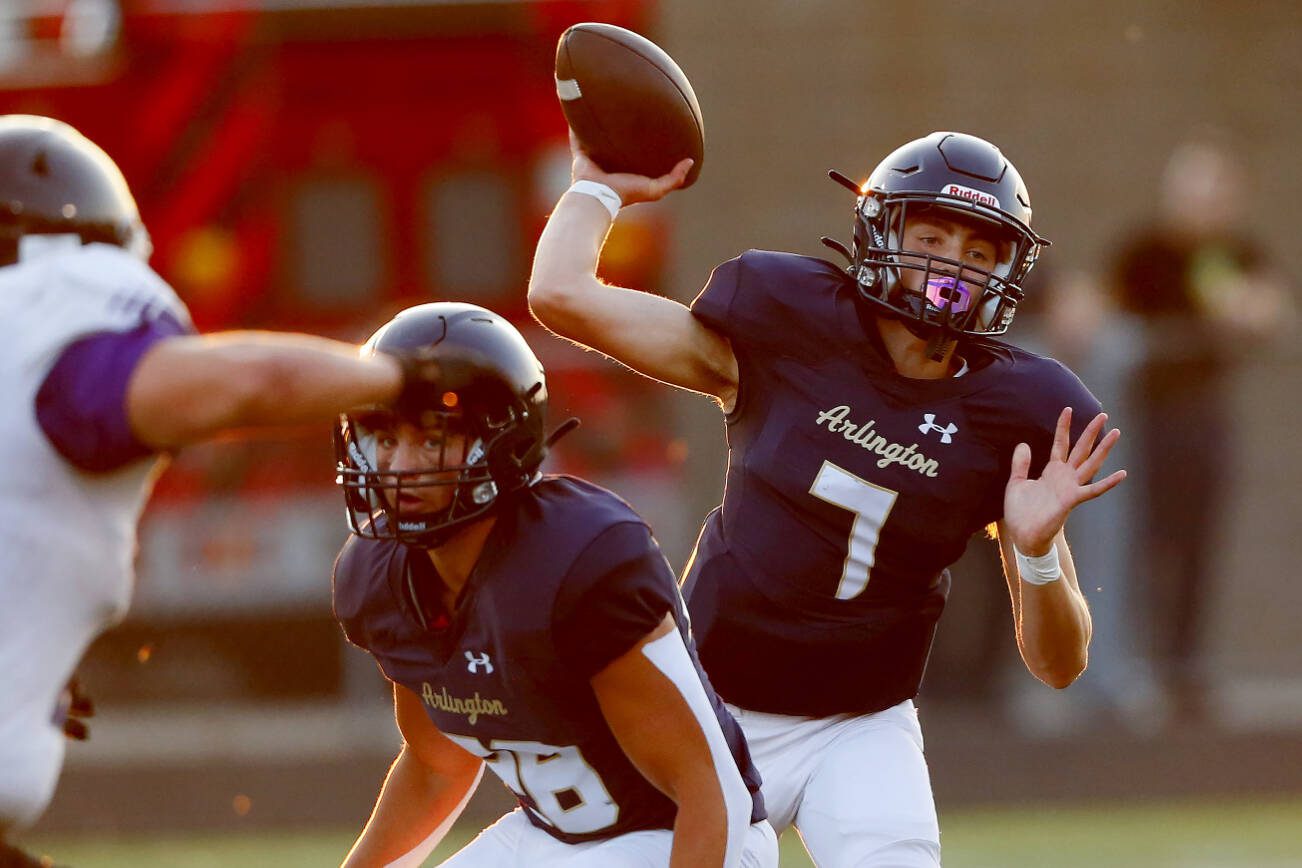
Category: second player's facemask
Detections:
[
  {"x1": 335, "y1": 406, "x2": 507, "y2": 549},
  {"x1": 850, "y1": 195, "x2": 1041, "y2": 343}
]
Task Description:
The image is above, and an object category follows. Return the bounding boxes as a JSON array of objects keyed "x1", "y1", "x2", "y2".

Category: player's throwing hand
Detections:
[{"x1": 569, "y1": 131, "x2": 694, "y2": 207}]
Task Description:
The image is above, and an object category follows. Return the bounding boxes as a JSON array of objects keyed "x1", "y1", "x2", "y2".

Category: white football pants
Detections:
[
  {"x1": 730, "y1": 699, "x2": 941, "y2": 868},
  {"x1": 438, "y1": 808, "x2": 778, "y2": 867}
]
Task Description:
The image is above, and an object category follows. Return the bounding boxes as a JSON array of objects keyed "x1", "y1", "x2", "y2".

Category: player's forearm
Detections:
[
  {"x1": 342, "y1": 747, "x2": 480, "y2": 868},
  {"x1": 129, "y1": 332, "x2": 402, "y2": 449},
  {"x1": 528, "y1": 191, "x2": 614, "y2": 329},
  {"x1": 667, "y1": 780, "x2": 737, "y2": 868},
  {"x1": 221, "y1": 334, "x2": 402, "y2": 425},
  {"x1": 671, "y1": 791, "x2": 734, "y2": 864},
  {"x1": 528, "y1": 195, "x2": 736, "y2": 401},
  {"x1": 1017, "y1": 579, "x2": 1091, "y2": 688}
]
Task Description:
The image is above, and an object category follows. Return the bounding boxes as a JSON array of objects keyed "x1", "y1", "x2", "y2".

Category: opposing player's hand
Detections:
[
  {"x1": 569, "y1": 130, "x2": 693, "y2": 206},
  {"x1": 383, "y1": 347, "x2": 444, "y2": 419},
  {"x1": 1002, "y1": 408, "x2": 1126, "y2": 555}
]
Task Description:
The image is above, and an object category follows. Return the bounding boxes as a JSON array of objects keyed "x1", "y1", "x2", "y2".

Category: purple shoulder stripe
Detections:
[{"x1": 36, "y1": 312, "x2": 192, "y2": 472}]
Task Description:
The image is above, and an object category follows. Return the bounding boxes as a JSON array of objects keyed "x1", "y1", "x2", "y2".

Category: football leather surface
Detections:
[{"x1": 555, "y1": 22, "x2": 704, "y2": 187}]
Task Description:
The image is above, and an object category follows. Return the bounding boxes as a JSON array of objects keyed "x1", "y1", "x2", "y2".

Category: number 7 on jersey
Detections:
[{"x1": 809, "y1": 460, "x2": 899, "y2": 600}]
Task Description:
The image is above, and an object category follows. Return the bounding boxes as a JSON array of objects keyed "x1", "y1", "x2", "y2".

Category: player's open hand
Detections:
[
  {"x1": 1002, "y1": 408, "x2": 1126, "y2": 555},
  {"x1": 569, "y1": 130, "x2": 693, "y2": 206}
]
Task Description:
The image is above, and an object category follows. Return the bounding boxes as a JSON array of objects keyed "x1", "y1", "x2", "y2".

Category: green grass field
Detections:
[{"x1": 25, "y1": 796, "x2": 1302, "y2": 867}]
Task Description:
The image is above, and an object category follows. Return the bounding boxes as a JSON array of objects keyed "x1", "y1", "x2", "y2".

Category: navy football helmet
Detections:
[
  {"x1": 0, "y1": 115, "x2": 150, "y2": 264},
  {"x1": 335, "y1": 303, "x2": 551, "y2": 548},
  {"x1": 826, "y1": 132, "x2": 1049, "y2": 349}
]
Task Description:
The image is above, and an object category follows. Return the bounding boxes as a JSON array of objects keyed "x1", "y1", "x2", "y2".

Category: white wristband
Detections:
[
  {"x1": 1013, "y1": 544, "x2": 1062, "y2": 586},
  {"x1": 568, "y1": 180, "x2": 622, "y2": 219}
]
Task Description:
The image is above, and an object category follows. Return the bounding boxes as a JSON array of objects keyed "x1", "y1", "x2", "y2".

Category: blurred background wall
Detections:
[{"x1": 4, "y1": 0, "x2": 1296, "y2": 838}]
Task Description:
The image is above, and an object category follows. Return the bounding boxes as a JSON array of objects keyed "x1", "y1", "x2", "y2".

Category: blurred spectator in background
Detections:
[
  {"x1": 1010, "y1": 268, "x2": 1159, "y2": 735},
  {"x1": 1109, "y1": 132, "x2": 1295, "y2": 724}
]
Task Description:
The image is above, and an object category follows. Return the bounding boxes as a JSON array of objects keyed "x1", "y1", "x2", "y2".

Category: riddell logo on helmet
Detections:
[{"x1": 942, "y1": 184, "x2": 1000, "y2": 209}]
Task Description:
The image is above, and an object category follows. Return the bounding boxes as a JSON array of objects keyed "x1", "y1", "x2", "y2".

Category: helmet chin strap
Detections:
[
  {"x1": 881, "y1": 284, "x2": 960, "y2": 363},
  {"x1": 923, "y1": 328, "x2": 956, "y2": 363},
  {"x1": 889, "y1": 307, "x2": 956, "y2": 362}
]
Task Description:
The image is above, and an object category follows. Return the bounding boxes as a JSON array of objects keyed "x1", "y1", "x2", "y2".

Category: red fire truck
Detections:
[
  {"x1": 1, "y1": 0, "x2": 662, "y2": 329},
  {"x1": 1, "y1": 1, "x2": 687, "y2": 703}
]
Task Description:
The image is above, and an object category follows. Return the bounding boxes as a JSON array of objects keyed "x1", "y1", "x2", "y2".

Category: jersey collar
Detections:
[{"x1": 843, "y1": 288, "x2": 1010, "y2": 403}]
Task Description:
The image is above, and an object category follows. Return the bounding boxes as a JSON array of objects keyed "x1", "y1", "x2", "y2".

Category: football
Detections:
[{"x1": 554, "y1": 22, "x2": 704, "y2": 187}]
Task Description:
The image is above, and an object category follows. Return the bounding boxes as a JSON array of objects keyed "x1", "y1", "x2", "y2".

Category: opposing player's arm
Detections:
[
  {"x1": 341, "y1": 682, "x2": 484, "y2": 868},
  {"x1": 592, "y1": 613, "x2": 752, "y2": 868},
  {"x1": 126, "y1": 331, "x2": 402, "y2": 450},
  {"x1": 528, "y1": 146, "x2": 738, "y2": 409}
]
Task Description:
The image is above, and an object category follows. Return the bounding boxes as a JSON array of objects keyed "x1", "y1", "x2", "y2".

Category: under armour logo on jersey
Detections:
[
  {"x1": 465, "y1": 651, "x2": 493, "y2": 675},
  {"x1": 918, "y1": 413, "x2": 958, "y2": 444}
]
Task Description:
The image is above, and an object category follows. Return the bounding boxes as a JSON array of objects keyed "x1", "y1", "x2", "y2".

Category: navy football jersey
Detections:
[
  {"x1": 333, "y1": 475, "x2": 765, "y2": 844},
  {"x1": 685, "y1": 251, "x2": 1103, "y2": 718}
]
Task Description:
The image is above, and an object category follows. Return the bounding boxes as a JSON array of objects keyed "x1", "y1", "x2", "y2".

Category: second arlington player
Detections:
[
  {"x1": 331, "y1": 303, "x2": 777, "y2": 868},
  {"x1": 529, "y1": 131, "x2": 1127, "y2": 866}
]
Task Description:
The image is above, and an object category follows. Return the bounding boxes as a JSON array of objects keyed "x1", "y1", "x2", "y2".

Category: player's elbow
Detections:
[
  {"x1": 527, "y1": 277, "x2": 597, "y2": 338},
  {"x1": 527, "y1": 276, "x2": 575, "y2": 326}
]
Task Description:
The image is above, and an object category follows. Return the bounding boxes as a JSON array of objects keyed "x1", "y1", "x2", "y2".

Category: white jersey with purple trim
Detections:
[{"x1": 0, "y1": 240, "x2": 190, "y2": 828}]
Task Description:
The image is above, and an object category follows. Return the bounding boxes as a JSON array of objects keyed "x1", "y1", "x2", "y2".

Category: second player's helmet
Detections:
[
  {"x1": 335, "y1": 303, "x2": 549, "y2": 548},
  {"x1": 844, "y1": 131, "x2": 1049, "y2": 342},
  {"x1": 0, "y1": 114, "x2": 150, "y2": 263}
]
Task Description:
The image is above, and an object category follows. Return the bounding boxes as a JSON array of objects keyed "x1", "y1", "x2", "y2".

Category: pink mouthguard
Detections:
[{"x1": 924, "y1": 276, "x2": 973, "y2": 313}]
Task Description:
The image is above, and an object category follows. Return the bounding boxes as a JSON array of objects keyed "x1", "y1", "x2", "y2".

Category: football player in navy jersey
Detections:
[
  {"x1": 331, "y1": 303, "x2": 776, "y2": 868},
  {"x1": 0, "y1": 115, "x2": 456, "y2": 868},
  {"x1": 528, "y1": 131, "x2": 1127, "y2": 866}
]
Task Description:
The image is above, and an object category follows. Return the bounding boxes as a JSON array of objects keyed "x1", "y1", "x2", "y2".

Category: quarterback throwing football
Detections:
[{"x1": 529, "y1": 131, "x2": 1126, "y2": 866}]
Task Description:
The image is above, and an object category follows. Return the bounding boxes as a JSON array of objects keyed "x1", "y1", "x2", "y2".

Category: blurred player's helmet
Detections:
[
  {"x1": 0, "y1": 114, "x2": 150, "y2": 264},
  {"x1": 335, "y1": 303, "x2": 550, "y2": 548},
  {"x1": 831, "y1": 131, "x2": 1049, "y2": 347}
]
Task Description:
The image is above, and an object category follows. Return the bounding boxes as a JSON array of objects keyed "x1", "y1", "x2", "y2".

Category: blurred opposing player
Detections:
[
  {"x1": 0, "y1": 115, "x2": 447, "y2": 857},
  {"x1": 529, "y1": 131, "x2": 1126, "y2": 866},
  {"x1": 332, "y1": 303, "x2": 776, "y2": 868}
]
